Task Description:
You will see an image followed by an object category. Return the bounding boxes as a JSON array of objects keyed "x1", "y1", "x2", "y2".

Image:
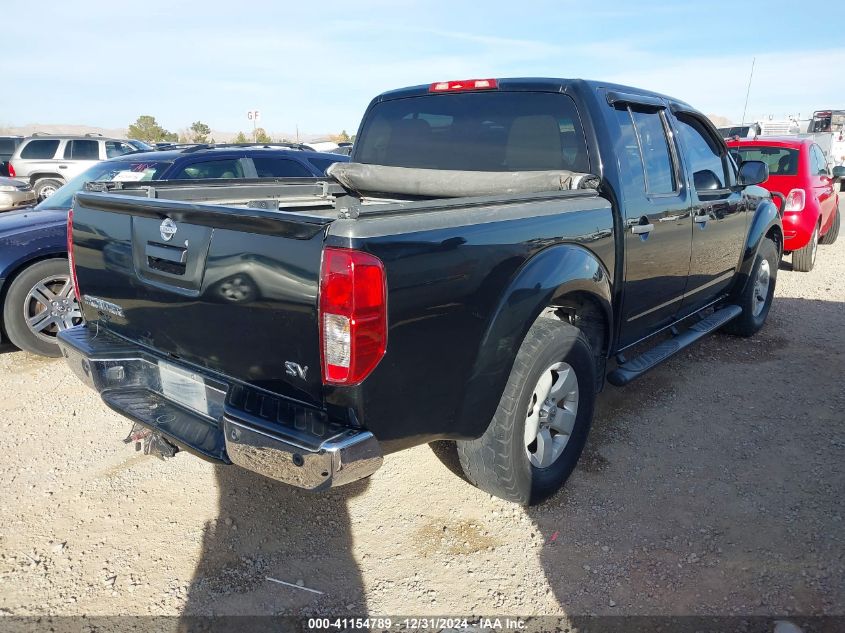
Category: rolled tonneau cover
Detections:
[{"x1": 327, "y1": 162, "x2": 599, "y2": 198}]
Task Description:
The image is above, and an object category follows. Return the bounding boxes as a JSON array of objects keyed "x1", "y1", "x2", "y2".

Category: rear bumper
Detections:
[
  {"x1": 0, "y1": 190, "x2": 37, "y2": 211},
  {"x1": 56, "y1": 325, "x2": 382, "y2": 490},
  {"x1": 782, "y1": 210, "x2": 817, "y2": 251}
]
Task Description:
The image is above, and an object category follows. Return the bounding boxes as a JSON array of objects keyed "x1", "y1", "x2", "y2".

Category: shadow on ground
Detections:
[
  {"x1": 180, "y1": 465, "x2": 370, "y2": 620},
  {"x1": 526, "y1": 295, "x2": 844, "y2": 617},
  {"x1": 176, "y1": 293, "x2": 843, "y2": 621}
]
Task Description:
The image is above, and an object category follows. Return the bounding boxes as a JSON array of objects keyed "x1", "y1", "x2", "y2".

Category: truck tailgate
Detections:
[{"x1": 71, "y1": 192, "x2": 332, "y2": 406}]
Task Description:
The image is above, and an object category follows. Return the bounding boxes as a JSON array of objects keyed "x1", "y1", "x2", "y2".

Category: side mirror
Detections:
[
  {"x1": 738, "y1": 160, "x2": 769, "y2": 187},
  {"x1": 833, "y1": 166, "x2": 845, "y2": 181}
]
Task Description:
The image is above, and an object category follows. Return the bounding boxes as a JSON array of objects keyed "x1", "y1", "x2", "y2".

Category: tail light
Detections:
[
  {"x1": 319, "y1": 247, "x2": 387, "y2": 385},
  {"x1": 67, "y1": 209, "x2": 82, "y2": 302},
  {"x1": 430, "y1": 78, "x2": 498, "y2": 92},
  {"x1": 7, "y1": 162, "x2": 15, "y2": 178},
  {"x1": 783, "y1": 188, "x2": 806, "y2": 212}
]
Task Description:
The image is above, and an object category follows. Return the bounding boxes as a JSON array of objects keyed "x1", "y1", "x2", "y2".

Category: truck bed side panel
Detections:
[{"x1": 325, "y1": 194, "x2": 614, "y2": 451}]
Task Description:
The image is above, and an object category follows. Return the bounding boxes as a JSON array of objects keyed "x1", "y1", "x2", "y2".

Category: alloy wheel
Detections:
[
  {"x1": 524, "y1": 361, "x2": 579, "y2": 469},
  {"x1": 23, "y1": 274, "x2": 82, "y2": 342},
  {"x1": 752, "y1": 258, "x2": 771, "y2": 317}
]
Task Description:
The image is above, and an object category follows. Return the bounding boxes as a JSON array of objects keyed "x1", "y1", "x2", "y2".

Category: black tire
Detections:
[
  {"x1": 819, "y1": 207, "x2": 840, "y2": 245},
  {"x1": 2, "y1": 259, "x2": 81, "y2": 357},
  {"x1": 456, "y1": 318, "x2": 596, "y2": 505},
  {"x1": 792, "y1": 223, "x2": 818, "y2": 272},
  {"x1": 33, "y1": 178, "x2": 64, "y2": 200},
  {"x1": 723, "y1": 237, "x2": 778, "y2": 337}
]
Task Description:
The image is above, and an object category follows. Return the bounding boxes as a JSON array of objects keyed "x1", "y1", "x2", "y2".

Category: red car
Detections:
[{"x1": 728, "y1": 137, "x2": 841, "y2": 271}]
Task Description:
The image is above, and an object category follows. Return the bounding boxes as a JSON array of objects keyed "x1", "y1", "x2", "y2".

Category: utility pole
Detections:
[{"x1": 741, "y1": 57, "x2": 755, "y2": 125}]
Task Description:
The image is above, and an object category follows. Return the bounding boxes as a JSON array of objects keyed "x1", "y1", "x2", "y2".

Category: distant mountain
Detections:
[{"x1": 0, "y1": 123, "x2": 338, "y2": 144}]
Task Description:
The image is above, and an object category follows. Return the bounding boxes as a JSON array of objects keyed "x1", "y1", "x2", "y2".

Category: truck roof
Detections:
[{"x1": 373, "y1": 77, "x2": 695, "y2": 111}]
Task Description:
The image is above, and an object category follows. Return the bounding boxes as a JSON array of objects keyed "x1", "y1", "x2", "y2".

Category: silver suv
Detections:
[{"x1": 9, "y1": 134, "x2": 136, "y2": 199}]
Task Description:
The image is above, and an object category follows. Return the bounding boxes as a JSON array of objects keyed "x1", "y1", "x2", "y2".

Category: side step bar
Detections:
[{"x1": 607, "y1": 305, "x2": 742, "y2": 387}]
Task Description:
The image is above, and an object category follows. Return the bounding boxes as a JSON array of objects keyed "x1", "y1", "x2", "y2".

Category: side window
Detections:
[
  {"x1": 70, "y1": 140, "x2": 100, "y2": 160},
  {"x1": 612, "y1": 107, "x2": 646, "y2": 196},
  {"x1": 675, "y1": 116, "x2": 729, "y2": 192},
  {"x1": 812, "y1": 145, "x2": 828, "y2": 175},
  {"x1": 20, "y1": 139, "x2": 60, "y2": 159},
  {"x1": 307, "y1": 157, "x2": 340, "y2": 175},
  {"x1": 629, "y1": 109, "x2": 677, "y2": 194},
  {"x1": 106, "y1": 141, "x2": 134, "y2": 158},
  {"x1": 252, "y1": 157, "x2": 314, "y2": 178},
  {"x1": 172, "y1": 158, "x2": 245, "y2": 179}
]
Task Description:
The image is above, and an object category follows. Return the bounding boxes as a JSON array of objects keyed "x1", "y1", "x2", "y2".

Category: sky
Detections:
[{"x1": 2, "y1": 0, "x2": 842, "y2": 136}]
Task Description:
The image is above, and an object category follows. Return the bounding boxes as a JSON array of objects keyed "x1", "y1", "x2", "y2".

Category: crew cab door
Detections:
[
  {"x1": 610, "y1": 99, "x2": 692, "y2": 348},
  {"x1": 671, "y1": 113, "x2": 746, "y2": 316}
]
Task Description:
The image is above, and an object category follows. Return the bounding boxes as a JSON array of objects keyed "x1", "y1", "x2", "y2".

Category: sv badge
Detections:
[{"x1": 284, "y1": 361, "x2": 309, "y2": 380}]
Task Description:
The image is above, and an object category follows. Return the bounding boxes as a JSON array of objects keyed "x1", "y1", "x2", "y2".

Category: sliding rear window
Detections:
[{"x1": 355, "y1": 92, "x2": 590, "y2": 173}]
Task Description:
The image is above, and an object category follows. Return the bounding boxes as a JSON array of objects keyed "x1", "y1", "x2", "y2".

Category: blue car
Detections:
[{"x1": 0, "y1": 145, "x2": 347, "y2": 356}]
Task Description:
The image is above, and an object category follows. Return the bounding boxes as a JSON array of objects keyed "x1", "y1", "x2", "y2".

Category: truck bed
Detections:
[{"x1": 67, "y1": 177, "x2": 614, "y2": 453}]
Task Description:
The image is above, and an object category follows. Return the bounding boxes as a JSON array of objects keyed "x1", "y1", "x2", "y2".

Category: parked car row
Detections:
[
  {"x1": 4, "y1": 133, "x2": 139, "y2": 199},
  {"x1": 0, "y1": 144, "x2": 348, "y2": 355},
  {"x1": 0, "y1": 133, "x2": 354, "y2": 203}
]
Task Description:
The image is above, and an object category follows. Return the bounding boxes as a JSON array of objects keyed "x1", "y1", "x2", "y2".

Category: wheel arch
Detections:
[
  {"x1": 0, "y1": 252, "x2": 69, "y2": 339},
  {"x1": 731, "y1": 197, "x2": 783, "y2": 299},
  {"x1": 454, "y1": 243, "x2": 613, "y2": 439},
  {"x1": 28, "y1": 172, "x2": 66, "y2": 184}
]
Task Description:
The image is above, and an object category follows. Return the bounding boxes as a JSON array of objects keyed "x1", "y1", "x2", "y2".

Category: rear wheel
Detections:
[
  {"x1": 456, "y1": 318, "x2": 596, "y2": 505},
  {"x1": 792, "y1": 223, "x2": 818, "y2": 272},
  {"x1": 33, "y1": 178, "x2": 64, "y2": 200},
  {"x1": 820, "y1": 207, "x2": 840, "y2": 245},
  {"x1": 2, "y1": 259, "x2": 82, "y2": 357}
]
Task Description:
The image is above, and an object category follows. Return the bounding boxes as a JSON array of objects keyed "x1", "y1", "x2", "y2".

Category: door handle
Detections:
[
  {"x1": 146, "y1": 242, "x2": 187, "y2": 264},
  {"x1": 694, "y1": 212, "x2": 709, "y2": 224},
  {"x1": 631, "y1": 223, "x2": 654, "y2": 235},
  {"x1": 58, "y1": 165, "x2": 68, "y2": 169}
]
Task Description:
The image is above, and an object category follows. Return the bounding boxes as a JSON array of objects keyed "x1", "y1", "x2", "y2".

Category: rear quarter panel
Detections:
[{"x1": 325, "y1": 194, "x2": 614, "y2": 452}]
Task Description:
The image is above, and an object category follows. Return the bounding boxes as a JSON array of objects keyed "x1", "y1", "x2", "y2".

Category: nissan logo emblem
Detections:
[{"x1": 160, "y1": 218, "x2": 177, "y2": 241}]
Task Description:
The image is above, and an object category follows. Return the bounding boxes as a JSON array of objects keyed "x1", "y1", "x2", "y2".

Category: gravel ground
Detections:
[{"x1": 0, "y1": 213, "x2": 843, "y2": 619}]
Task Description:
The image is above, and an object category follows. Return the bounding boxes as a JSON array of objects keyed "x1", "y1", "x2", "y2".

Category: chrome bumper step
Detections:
[{"x1": 57, "y1": 325, "x2": 383, "y2": 490}]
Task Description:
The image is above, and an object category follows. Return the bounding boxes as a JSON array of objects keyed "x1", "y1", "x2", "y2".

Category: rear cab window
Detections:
[
  {"x1": 20, "y1": 139, "x2": 61, "y2": 159},
  {"x1": 355, "y1": 91, "x2": 590, "y2": 173}
]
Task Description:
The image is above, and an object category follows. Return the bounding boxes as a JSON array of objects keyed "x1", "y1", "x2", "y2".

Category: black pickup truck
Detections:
[{"x1": 58, "y1": 78, "x2": 782, "y2": 505}]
